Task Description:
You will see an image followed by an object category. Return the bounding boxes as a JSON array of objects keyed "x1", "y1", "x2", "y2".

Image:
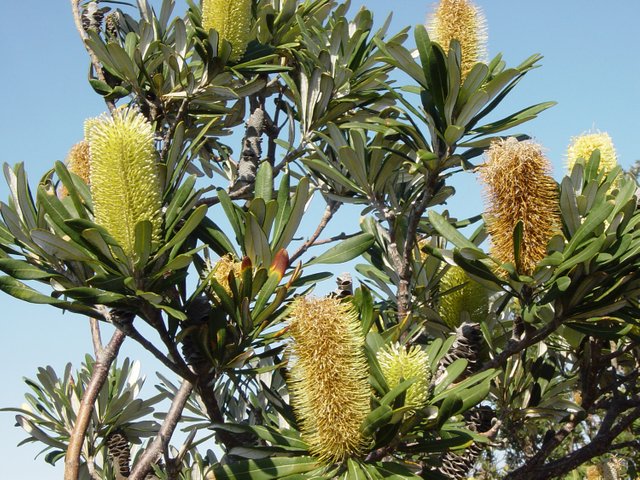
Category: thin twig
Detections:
[
  {"x1": 118, "y1": 321, "x2": 195, "y2": 382},
  {"x1": 141, "y1": 305, "x2": 192, "y2": 377},
  {"x1": 290, "y1": 200, "x2": 341, "y2": 263},
  {"x1": 64, "y1": 329, "x2": 126, "y2": 480},
  {"x1": 129, "y1": 379, "x2": 194, "y2": 480},
  {"x1": 69, "y1": 0, "x2": 116, "y2": 113},
  {"x1": 89, "y1": 318, "x2": 103, "y2": 356},
  {"x1": 195, "y1": 183, "x2": 254, "y2": 207}
]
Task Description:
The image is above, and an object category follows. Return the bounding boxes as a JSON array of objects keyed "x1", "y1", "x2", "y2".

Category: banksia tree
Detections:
[
  {"x1": 567, "y1": 132, "x2": 618, "y2": 173},
  {"x1": 427, "y1": 0, "x2": 487, "y2": 78},
  {"x1": 201, "y1": 0, "x2": 252, "y2": 62},
  {"x1": 377, "y1": 343, "x2": 431, "y2": 410},
  {"x1": 438, "y1": 266, "x2": 488, "y2": 329},
  {"x1": 85, "y1": 108, "x2": 163, "y2": 260},
  {"x1": 287, "y1": 297, "x2": 370, "y2": 463},
  {"x1": 479, "y1": 137, "x2": 560, "y2": 275}
]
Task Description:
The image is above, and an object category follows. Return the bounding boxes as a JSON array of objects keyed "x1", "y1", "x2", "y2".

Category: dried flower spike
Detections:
[
  {"x1": 58, "y1": 141, "x2": 91, "y2": 198},
  {"x1": 288, "y1": 297, "x2": 370, "y2": 463},
  {"x1": 85, "y1": 108, "x2": 163, "y2": 259},
  {"x1": 439, "y1": 266, "x2": 488, "y2": 329},
  {"x1": 377, "y1": 343, "x2": 431, "y2": 410},
  {"x1": 479, "y1": 137, "x2": 560, "y2": 275},
  {"x1": 201, "y1": 0, "x2": 252, "y2": 62},
  {"x1": 427, "y1": 0, "x2": 487, "y2": 79},
  {"x1": 566, "y1": 132, "x2": 617, "y2": 174}
]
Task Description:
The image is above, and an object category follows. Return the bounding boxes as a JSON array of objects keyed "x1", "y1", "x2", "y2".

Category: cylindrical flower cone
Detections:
[
  {"x1": 201, "y1": 0, "x2": 252, "y2": 62},
  {"x1": 566, "y1": 132, "x2": 617, "y2": 174},
  {"x1": 479, "y1": 137, "x2": 560, "y2": 275},
  {"x1": 427, "y1": 0, "x2": 487, "y2": 79},
  {"x1": 205, "y1": 254, "x2": 243, "y2": 296},
  {"x1": 58, "y1": 141, "x2": 91, "y2": 198},
  {"x1": 287, "y1": 297, "x2": 370, "y2": 463},
  {"x1": 85, "y1": 108, "x2": 163, "y2": 260},
  {"x1": 438, "y1": 266, "x2": 488, "y2": 329},
  {"x1": 377, "y1": 343, "x2": 431, "y2": 410}
]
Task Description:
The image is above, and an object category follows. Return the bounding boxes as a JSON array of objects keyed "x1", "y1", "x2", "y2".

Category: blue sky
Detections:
[{"x1": 1, "y1": 1, "x2": 639, "y2": 478}]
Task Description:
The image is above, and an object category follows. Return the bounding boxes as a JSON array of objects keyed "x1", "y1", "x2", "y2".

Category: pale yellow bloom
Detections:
[
  {"x1": 427, "y1": 0, "x2": 488, "y2": 79},
  {"x1": 479, "y1": 138, "x2": 560, "y2": 275},
  {"x1": 85, "y1": 108, "x2": 163, "y2": 259},
  {"x1": 201, "y1": 0, "x2": 252, "y2": 62},
  {"x1": 287, "y1": 297, "x2": 370, "y2": 463},
  {"x1": 566, "y1": 132, "x2": 617, "y2": 174},
  {"x1": 438, "y1": 266, "x2": 488, "y2": 328}
]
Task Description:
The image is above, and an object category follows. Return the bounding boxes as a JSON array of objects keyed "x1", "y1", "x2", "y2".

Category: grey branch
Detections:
[{"x1": 129, "y1": 379, "x2": 194, "y2": 480}]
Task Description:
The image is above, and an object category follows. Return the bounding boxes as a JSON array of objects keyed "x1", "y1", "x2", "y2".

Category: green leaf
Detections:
[
  {"x1": 428, "y1": 211, "x2": 479, "y2": 251},
  {"x1": 134, "y1": 220, "x2": 152, "y2": 269},
  {"x1": 212, "y1": 456, "x2": 318, "y2": 480},
  {"x1": 361, "y1": 404, "x2": 393, "y2": 437},
  {"x1": 255, "y1": 162, "x2": 274, "y2": 202},
  {"x1": 30, "y1": 229, "x2": 93, "y2": 261},
  {"x1": 306, "y1": 233, "x2": 374, "y2": 266},
  {"x1": 0, "y1": 258, "x2": 61, "y2": 281}
]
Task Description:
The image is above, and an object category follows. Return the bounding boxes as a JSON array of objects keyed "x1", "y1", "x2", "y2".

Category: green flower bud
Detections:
[{"x1": 377, "y1": 343, "x2": 431, "y2": 410}]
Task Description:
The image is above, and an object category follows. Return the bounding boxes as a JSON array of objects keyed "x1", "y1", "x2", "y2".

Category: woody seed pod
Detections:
[
  {"x1": 287, "y1": 296, "x2": 370, "y2": 463},
  {"x1": 479, "y1": 137, "x2": 560, "y2": 275}
]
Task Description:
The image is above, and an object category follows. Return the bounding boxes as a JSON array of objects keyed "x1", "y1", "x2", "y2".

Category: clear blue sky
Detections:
[{"x1": 1, "y1": 1, "x2": 639, "y2": 478}]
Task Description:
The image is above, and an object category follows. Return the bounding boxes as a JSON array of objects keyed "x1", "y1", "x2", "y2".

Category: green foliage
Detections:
[{"x1": 2, "y1": 0, "x2": 640, "y2": 479}]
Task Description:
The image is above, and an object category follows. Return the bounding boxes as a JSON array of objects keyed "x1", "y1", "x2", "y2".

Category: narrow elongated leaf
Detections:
[
  {"x1": 213, "y1": 456, "x2": 318, "y2": 480},
  {"x1": 306, "y1": 233, "x2": 374, "y2": 265}
]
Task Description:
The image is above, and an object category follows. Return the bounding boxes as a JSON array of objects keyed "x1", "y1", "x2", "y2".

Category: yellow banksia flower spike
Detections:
[
  {"x1": 427, "y1": 0, "x2": 488, "y2": 79},
  {"x1": 85, "y1": 108, "x2": 163, "y2": 260},
  {"x1": 438, "y1": 266, "x2": 488, "y2": 329},
  {"x1": 377, "y1": 343, "x2": 431, "y2": 410},
  {"x1": 205, "y1": 254, "x2": 243, "y2": 296},
  {"x1": 479, "y1": 137, "x2": 560, "y2": 276},
  {"x1": 58, "y1": 141, "x2": 91, "y2": 198},
  {"x1": 566, "y1": 132, "x2": 618, "y2": 174},
  {"x1": 201, "y1": 0, "x2": 252, "y2": 62},
  {"x1": 586, "y1": 465, "x2": 602, "y2": 480},
  {"x1": 287, "y1": 297, "x2": 370, "y2": 463}
]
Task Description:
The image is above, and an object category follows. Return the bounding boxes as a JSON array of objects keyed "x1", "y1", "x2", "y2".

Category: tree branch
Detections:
[
  {"x1": 69, "y1": 0, "x2": 116, "y2": 113},
  {"x1": 64, "y1": 329, "x2": 126, "y2": 480},
  {"x1": 129, "y1": 379, "x2": 194, "y2": 480},
  {"x1": 290, "y1": 200, "x2": 341, "y2": 263},
  {"x1": 89, "y1": 318, "x2": 103, "y2": 356}
]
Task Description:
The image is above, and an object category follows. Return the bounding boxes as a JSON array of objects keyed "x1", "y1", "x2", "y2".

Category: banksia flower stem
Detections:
[
  {"x1": 201, "y1": 0, "x2": 252, "y2": 62},
  {"x1": 427, "y1": 0, "x2": 487, "y2": 79},
  {"x1": 479, "y1": 138, "x2": 560, "y2": 276},
  {"x1": 288, "y1": 297, "x2": 370, "y2": 463},
  {"x1": 86, "y1": 108, "x2": 163, "y2": 265}
]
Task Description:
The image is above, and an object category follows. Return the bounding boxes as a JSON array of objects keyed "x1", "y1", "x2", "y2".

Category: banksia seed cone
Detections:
[
  {"x1": 439, "y1": 322, "x2": 483, "y2": 380},
  {"x1": 58, "y1": 141, "x2": 91, "y2": 198},
  {"x1": 287, "y1": 297, "x2": 370, "y2": 463},
  {"x1": 439, "y1": 266, "x2": 488, "y2": 329},
  {"x1": 201, "y1": 0, "x2": 252, "y2": 62},
  {"x1": 567, "y1": 132, "x2": 618, "y2": 174},
  {"x1": 427, "y1": 0, "x2": 487, "y2": 79},
  {"x1": 105, "y1": 430, "x2": 131, "y2": 480},
  {"x1": 479, "y1": 137, "x2": 560, "y2": 275},
  {"x1": 377, "y1": 343, "x2": 431, "y2": 409},
  {"x1": 85, "y1": 108, "x2": 163, "y2": 259}
]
